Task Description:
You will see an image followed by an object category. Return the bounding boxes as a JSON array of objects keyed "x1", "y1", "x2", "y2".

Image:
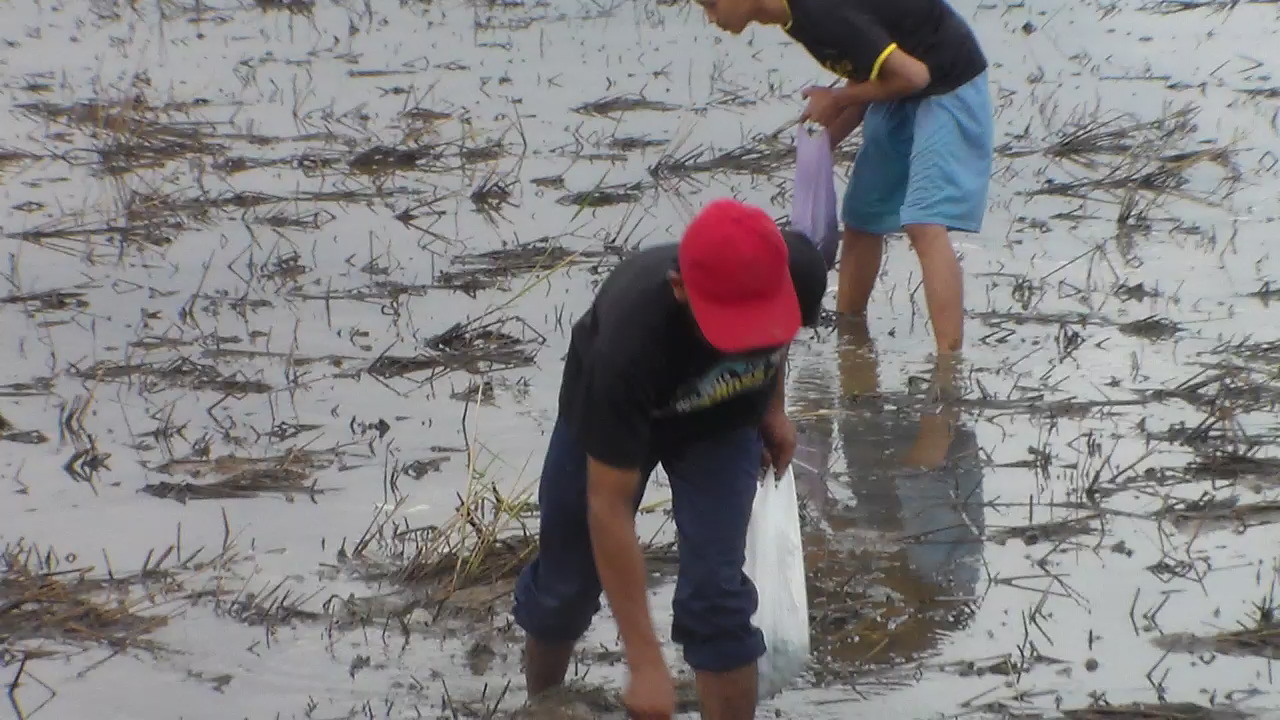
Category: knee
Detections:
[
  {"x1": 841, "y1": 227, "x2": 883, "y2": 253},
  {"x1": 904, "y1": 223, "x2": 953, "y2": 256},
  {"x1": 513, "y1": 558, "x2": 601, "y2": 643},
  {"x1": 843, "y1": 227, "x2": 880, "y2": 243},
  {"x1": 671, "y1": 565, "x2": 765, "y2": 672}
]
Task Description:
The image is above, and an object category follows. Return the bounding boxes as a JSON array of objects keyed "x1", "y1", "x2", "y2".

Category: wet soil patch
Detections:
[
  {"x1": 435, "y1": 237, "x2": 629, "y2": 294},
  {"x1": 1061, "y1": 701, "x2": 1250, "y2": 719},
  {"x1": 141, "y1": 447, "x2": 343, "y2": 503},
  {"x1": 365, "y1": 316, "x2": 543, "y2": 381},
  {"x1": 1, "y1": 545, "x2": 170, "y2": 655},
  {"x1": 336, "y1": 476, "x2": 679, "y2": 632}
]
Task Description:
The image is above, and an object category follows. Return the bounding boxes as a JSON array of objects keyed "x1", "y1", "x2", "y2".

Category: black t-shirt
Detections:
[
  {"x1": 558, "y1": 231, "x2": 827, "y2": 469},
  {"x1": 783, "y1": 0, "x2": 987, "y2": 98}
]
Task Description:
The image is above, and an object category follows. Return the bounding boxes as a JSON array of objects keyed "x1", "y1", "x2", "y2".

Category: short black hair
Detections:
[{"x1": 780, "y1": 228, "x2": 828, "y2": 327}]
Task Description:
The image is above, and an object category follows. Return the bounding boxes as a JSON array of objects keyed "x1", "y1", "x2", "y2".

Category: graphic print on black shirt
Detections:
[
  {"x1": 783, "y1": 0, "x2": 987, "y2": 97},
  {"x1": 656, "y1": 346, "x2": 787, "y2": 418},
  {"x1": 557, "y1": 231, "x2": 827, "y2": 469}
]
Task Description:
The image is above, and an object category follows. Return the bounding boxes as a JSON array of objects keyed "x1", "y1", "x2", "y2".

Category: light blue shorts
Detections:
[{"x1": 842, "y1": 70, "x2": 994, "y2": 235}]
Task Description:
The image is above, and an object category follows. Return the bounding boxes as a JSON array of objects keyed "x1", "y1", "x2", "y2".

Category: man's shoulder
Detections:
[
  {"x1": 584, "y1": 242, "x2": 679, "y2": 341},
  {"x1": 601, "y1": 242, "x2": 676, "y2": 286},
  {"x1": 784, "y1": 0, "x2": 832, "y2": 28},
  {"x1": 790, "y1": 0, "x2": 970, "y2": 26},
  {"x1": 787, "y1": 0, "x2": 885, "y2": 21}
]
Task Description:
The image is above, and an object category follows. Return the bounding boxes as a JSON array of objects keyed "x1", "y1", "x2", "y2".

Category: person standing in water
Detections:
[
  {"x1": 701, "y1": 0, "x2": 994, "y2": 354},
  {"x1": 512, "y1": 198, "x2": 827, "y2": 719}
]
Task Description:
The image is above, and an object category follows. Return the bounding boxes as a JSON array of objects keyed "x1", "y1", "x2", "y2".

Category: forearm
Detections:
[
  {"x1": 834, "y1": 80, "x2": 906, "y2": 105},
  {"x1": 828, "y1": 100, "x2": 867, "y2": 148},
  {"x1": 586, "y1": 462, "x2": 662, "y2": 667},
  {"x1": 764, "y1": 346, "x2": 790, "y2": 419},
  {"x1": 836, "y1": 78, "x2": 919, "y2": 105}
]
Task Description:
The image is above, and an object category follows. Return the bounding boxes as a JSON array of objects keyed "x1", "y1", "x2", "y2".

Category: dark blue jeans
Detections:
[{"x1": 513, "y1": 416, "x2": 767, "y2": 673}]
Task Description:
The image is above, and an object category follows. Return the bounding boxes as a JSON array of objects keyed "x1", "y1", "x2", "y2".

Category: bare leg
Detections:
[
  {"x1": 835, "y1": 227, "x2": 884, "y2": 317},
  {"x1": 904, "y1": 223, "x2": 965, "y2": 354},
  {"x1": 524, "y1": 637, "x2": 575, "y2": 696},
  {"x1": 694, "y1": 665, "x2": 758, "y2": 720},
  {"x1": 836, "y1": 315, "x2": 880, "y2": 398}
]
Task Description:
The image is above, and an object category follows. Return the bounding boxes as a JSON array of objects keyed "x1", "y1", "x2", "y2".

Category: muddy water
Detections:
[{"x1": 3, "y1": 0, "x2": 1280, "y2": 717}]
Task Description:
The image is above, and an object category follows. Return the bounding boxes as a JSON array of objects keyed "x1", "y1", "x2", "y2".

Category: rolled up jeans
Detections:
[{"x1": 512, "y1": 416, "x2": 767, "y2": 673}]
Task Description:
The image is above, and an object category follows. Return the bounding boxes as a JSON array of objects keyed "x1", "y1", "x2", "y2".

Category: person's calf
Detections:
[
  {"x1": 835, "y1": 228, "x2": 884, "y2": 317},
  {"x1": 904, "y1": 223, "x2": 965, "y2": 354},
  {"x1": 836, "y1": 314, "x2": 880, "y2": 398},
  {"x1": 671, "y1": 601, "x2": 764, "y2": 720},
  {"x1": 523, "y1": 635, "x2": 577, "y2": 696},
  {"x1": 694, "y1": 663, "x2": 758, "y2": 720}
]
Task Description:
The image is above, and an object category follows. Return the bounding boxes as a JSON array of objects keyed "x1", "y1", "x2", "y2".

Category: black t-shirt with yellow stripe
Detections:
[
  {"x1": 556, "y1": 231, "x2": 827, "y2": 470},
  {"x1": 783, "y1": 0, "x2": 987, "y2": 98}
]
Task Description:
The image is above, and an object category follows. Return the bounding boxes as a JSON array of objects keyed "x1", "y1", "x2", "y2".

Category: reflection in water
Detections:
[{"x1": 791, "y1": 319, "x2": 986, "y2": 670}]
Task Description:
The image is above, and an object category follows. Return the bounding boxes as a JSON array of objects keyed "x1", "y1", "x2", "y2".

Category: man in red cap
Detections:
[{"x1": 513, "y1": 197, "x2": 828, "y2": 719}]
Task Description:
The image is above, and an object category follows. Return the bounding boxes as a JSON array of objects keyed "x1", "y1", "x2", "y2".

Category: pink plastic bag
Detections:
[{"x1": 791, "y1": 126, "x2": 839, "y2": 270}]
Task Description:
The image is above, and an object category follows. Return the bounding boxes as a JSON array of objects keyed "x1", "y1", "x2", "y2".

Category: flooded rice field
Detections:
[{"x1": 3, "y1": 0, "x2": 1280, "y2": 717}]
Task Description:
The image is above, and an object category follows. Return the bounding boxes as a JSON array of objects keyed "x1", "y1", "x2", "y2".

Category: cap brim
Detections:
[{"x1": 685, "y1": 276, "x2": 802, "y2": 353}]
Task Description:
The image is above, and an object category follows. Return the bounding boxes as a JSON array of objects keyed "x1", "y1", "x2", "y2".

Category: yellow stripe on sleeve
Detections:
[{"x1": 869, "y1": 42, "x2": 898, "y2": 82}]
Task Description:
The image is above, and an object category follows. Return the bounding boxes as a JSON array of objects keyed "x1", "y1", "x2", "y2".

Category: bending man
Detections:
[{"x1": 513, "y1": 198, "x2": 827, "y2": 719}]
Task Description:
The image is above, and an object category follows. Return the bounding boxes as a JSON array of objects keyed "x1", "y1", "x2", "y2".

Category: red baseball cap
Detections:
[{"x1": 678, "y1": 198, "x2": 801, "y2": 353}]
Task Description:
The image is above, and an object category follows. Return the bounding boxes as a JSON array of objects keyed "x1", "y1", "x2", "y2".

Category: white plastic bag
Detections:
[
  {"x1": 791, "y1": 126, "x2": 840, "y2": 270},
  {"x1": 743, "y1": 465, "x2": 811, "y2": 700}
]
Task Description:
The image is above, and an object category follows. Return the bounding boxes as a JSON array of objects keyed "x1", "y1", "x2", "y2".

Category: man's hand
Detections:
[
  {"x1": 622, "y1": 662, "x2": 676, "y2": 720},
  {"x1": 799, "y1": 86, "x2": 845, "y2": 128},
  {"x1": 760, "y1": 411, "x2": 797, "y2": 474}
]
